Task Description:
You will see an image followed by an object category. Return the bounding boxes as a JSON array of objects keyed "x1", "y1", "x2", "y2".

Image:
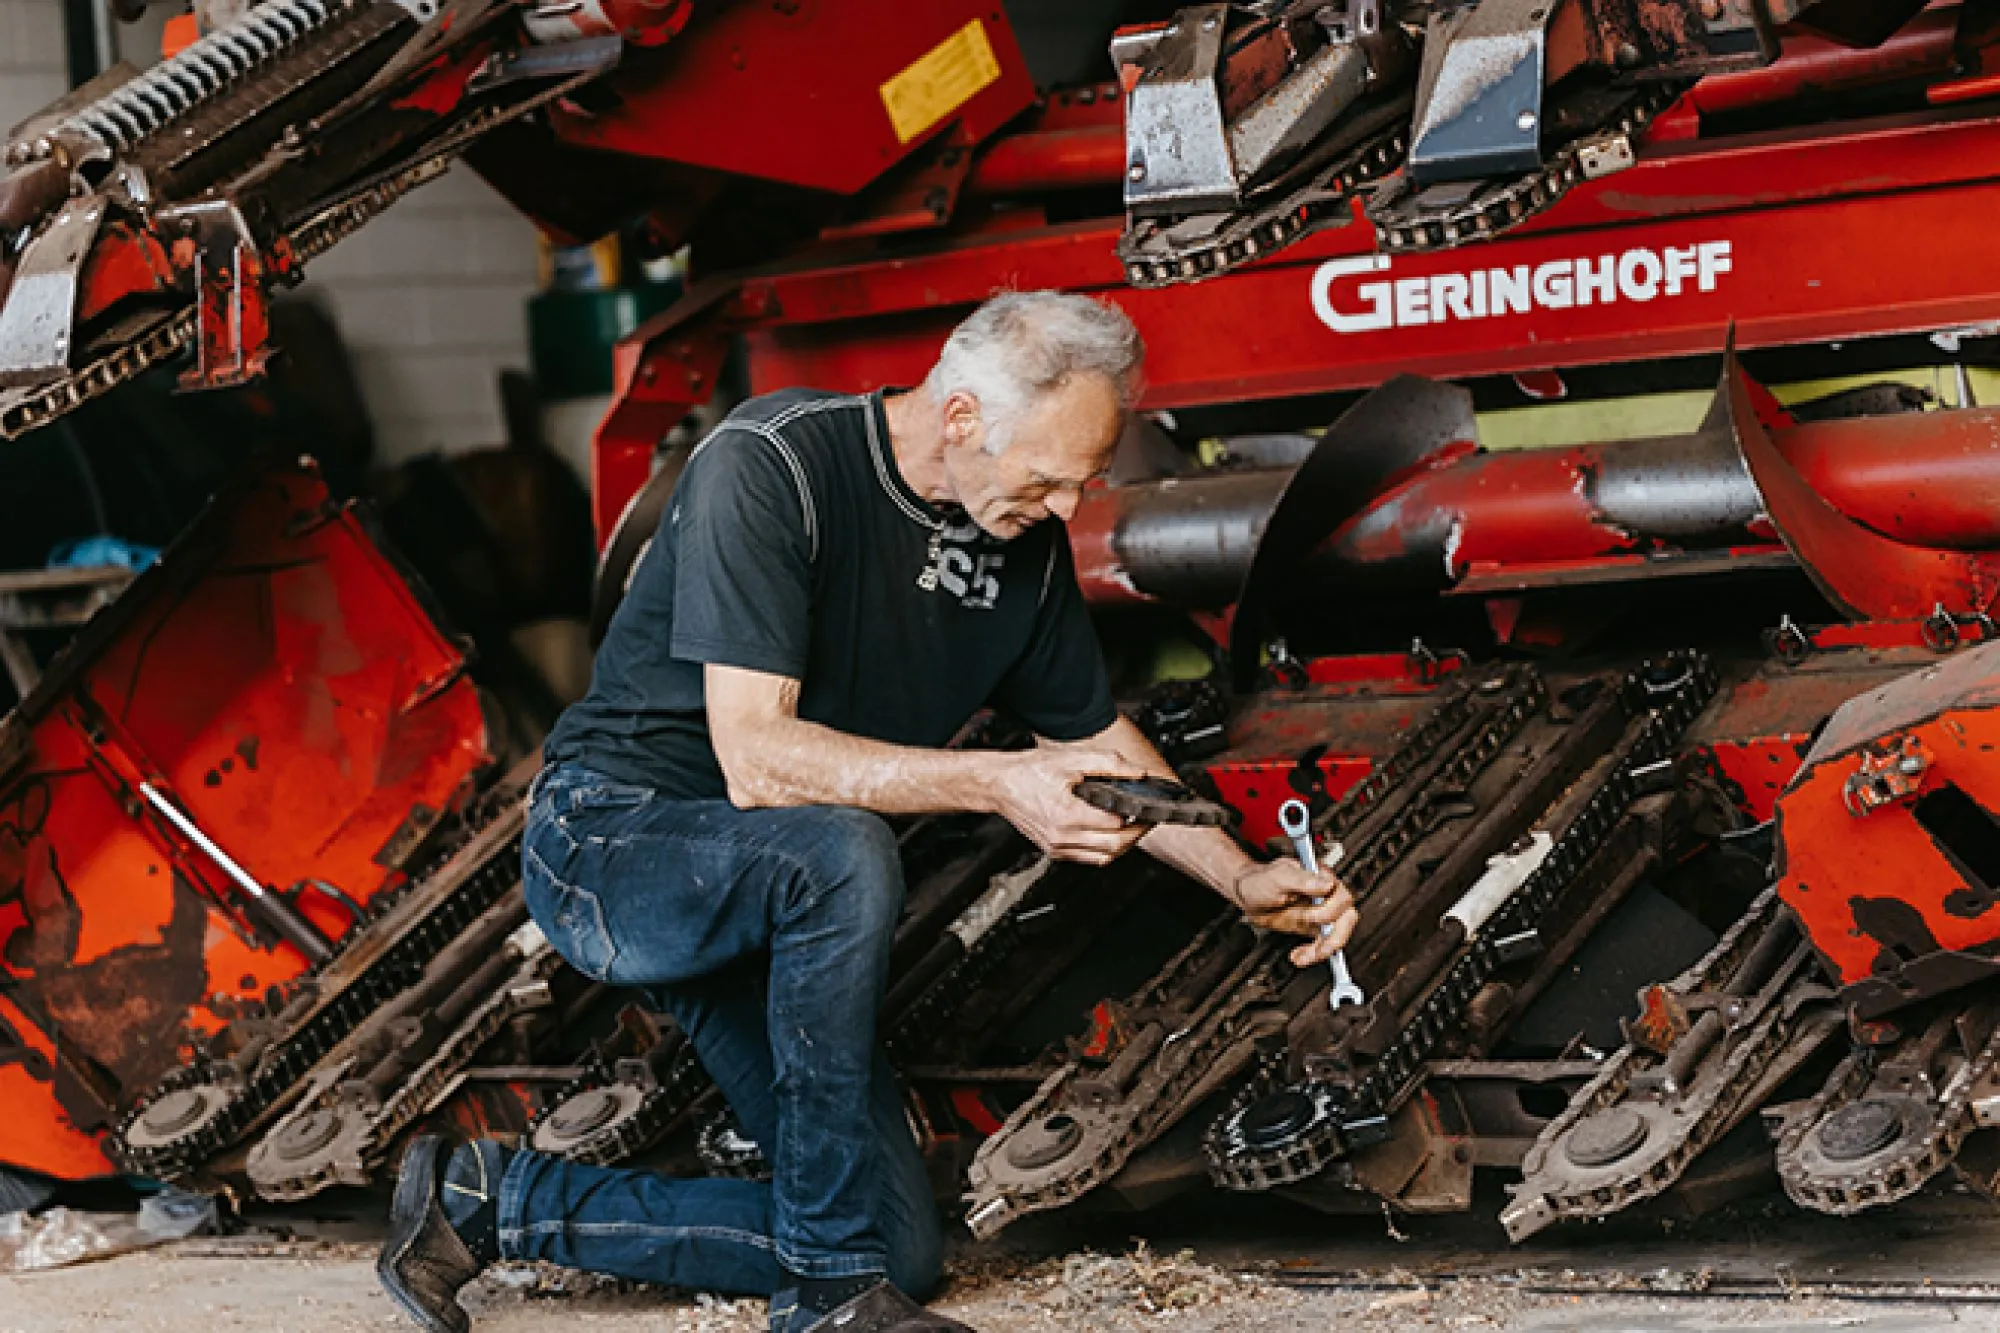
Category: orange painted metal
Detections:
[
  {"x1": 0, "y1": 465, "x2": 492, "y2": 1180},
  {"x1": 75, "y1": 226, "x2": 176, "y2": 324},
  {"x1": 1776, "y1": 636, "x2": 2000, "y2": 1017},
  {"x1": 1723, "y1": 345, "x2": 2000, "y2": 620},
  {"x1": 1707, "y1": 737, "x2": 1812, "y2": 823}
]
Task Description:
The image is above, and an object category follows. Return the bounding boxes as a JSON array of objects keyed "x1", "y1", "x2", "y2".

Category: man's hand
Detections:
[
  {"x1": 1229, "y1": 860, "x2": 1358, "y2": 967},
  {"x1": 993, "y1": 748, "x2": 1150, "y2": 865}
]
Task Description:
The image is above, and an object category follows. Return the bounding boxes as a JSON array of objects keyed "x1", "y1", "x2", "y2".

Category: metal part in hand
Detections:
[
  {"x1": 1278, "y1": 798, "x2": 1363, "y2": 1008},
  {"x1": 1073, "y1": 775, "x2": 1233, "y2": 827}
]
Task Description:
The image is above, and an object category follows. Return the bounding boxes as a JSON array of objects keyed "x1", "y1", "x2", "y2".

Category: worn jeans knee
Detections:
[
  {"x1": 522, "y1": 785, "x2": 621, "y2": 981},
  {"x1": 516, "y1": 766, "x2": 937, "y2": 1290},
  {"x1": 770, "y1": 806, "x2": 903, "y2": 933}
]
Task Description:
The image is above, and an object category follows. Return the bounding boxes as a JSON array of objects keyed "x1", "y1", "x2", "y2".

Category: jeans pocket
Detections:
[
  {"x1": 555, "y1": 781, "x2": 654, "y2": 850},
  {"x1": 567, "y1": 781, "x2": 653, "y2": 815},
  {"x1": 523, "y1": 841, "x2": 619, "y2": 981}
]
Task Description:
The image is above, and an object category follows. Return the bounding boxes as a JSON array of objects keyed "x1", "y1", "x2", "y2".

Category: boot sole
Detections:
[{"x1": 376, "y1": 1136, "x2": 469, "y2": 1333}]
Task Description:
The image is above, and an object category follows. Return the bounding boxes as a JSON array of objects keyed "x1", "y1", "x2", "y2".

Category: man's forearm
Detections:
[
  {"x1": 721, "y1": 712, "x2": 1009, "y2": 816},
  {"x1": 1139, "y1": 821, "x2": 1257, "y2": 904},
  {"x1": 704, "y1": 663, "x2": 1149, "y2": 863},
  {"x1": 1062, "y1": 715, "x2": 1260, "y2": 902}
]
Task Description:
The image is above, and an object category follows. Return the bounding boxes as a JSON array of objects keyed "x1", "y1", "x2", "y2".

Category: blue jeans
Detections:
[{"x1": 504, "y1": 761, "x2": 944, "y2": 1302}]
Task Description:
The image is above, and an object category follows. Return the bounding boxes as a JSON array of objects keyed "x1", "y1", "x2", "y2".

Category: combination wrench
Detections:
[{"x1": 1278, "y1": 798, "x2": 1363, "y2": 1009}]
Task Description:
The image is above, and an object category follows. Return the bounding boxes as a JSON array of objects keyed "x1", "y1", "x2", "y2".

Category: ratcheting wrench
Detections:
[{"x1": 1278, "y1": 799, "x2": 1363, "y2": 1009}]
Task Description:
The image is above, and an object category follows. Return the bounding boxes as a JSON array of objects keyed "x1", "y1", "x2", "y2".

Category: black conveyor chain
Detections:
[
  {"x1": 109, "y1": 790, "x2": 527, "y2": 1180},
  {"x1": 1206, "y1": 652, "x2": 1716, "y2": 1191}
]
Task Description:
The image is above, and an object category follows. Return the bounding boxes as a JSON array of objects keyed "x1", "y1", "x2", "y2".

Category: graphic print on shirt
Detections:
[{"x1": 917, "y1": 516, "x2": 1004, "y2": 609}]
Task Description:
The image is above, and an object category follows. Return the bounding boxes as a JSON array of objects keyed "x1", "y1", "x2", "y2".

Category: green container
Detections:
[{"x1": 529, "y1": 281, "x2": 681, "y2": 400}]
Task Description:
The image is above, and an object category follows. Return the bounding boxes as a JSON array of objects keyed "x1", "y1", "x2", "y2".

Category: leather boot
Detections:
[
  {"x1": 802, "y1": 1282, "x2": 977, "y2": 1333},
  {"x1": 377, "y1": 1135, "x2": 485, "y2": 1333}
]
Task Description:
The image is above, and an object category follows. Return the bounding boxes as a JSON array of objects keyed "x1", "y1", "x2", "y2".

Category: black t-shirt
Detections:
[{"x1": 543, "y1": 388, "x2": 1117, "y2": 799}]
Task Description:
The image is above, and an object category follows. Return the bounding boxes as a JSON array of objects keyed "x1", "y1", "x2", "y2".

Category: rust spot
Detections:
[
  {"x1": 372, "y1": 801, "x2": 440, "y2": 870},
  {"x1": 2, "y1": 798, "x2": 212, "y2": 1124},
  {"x1": 37, "y1": 874, "x2": 210, "y2": 1099},
  {"x1": 0, "y1": 1008, "x2": 51, "y2": 1081},
  {"x1": 1945, "y1": 886, "x2": 1999, "y2": 919},
  {"x1": 1288, "y1": 744, "x2": 1332, "y2": 804},
  {"x1": 1851, "y1": 894, "x2": 1943, "y2": 973},
  {"x1": 1633, "y1": 0, "x2": 1701, "y2": 53}
]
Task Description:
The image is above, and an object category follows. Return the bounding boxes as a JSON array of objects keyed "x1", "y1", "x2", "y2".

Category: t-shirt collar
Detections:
[{"x1": 868, "y1": 389, "x2": 951, "y2": 530}]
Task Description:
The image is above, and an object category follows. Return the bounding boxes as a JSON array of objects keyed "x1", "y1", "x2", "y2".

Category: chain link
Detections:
[
  {"x1": 1778, "y1": 1006, "x2": 2000, "y2": 1215},
  {"x1": 107, "y1": 772, "x2": 530, "y2": 1180},
  {"x1": 1367, "y1": 83, "x2": 1691, "y2": 253},
  {"x1": 1208, "y1": 653, "x2": 1718, "y2": 1191}
]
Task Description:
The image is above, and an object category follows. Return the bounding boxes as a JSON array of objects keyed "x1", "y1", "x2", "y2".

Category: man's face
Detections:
[{"x1": 940, "y1": 373, "x2": 1124, "y2": 540}]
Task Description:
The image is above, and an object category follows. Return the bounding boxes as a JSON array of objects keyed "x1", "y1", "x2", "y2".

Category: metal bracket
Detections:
[
  {"x1": 1227, "y1": 27, "x2": 1375, "y2": 187},
  {"x1": 1123, "y1": 5, "x2": 1237, "y2": 216},
  {"x1": 157, "y1": 199, "x2": 275, "y2": 390},
  {"x1": 1409, "y1": 0, "x2": 1554, "y2": 186},
  {"x1": 1575, "y1": 129, "x2": 1637, "y2": 180},
  {"x1": 468, "y1": 33, "x2": 622, "y2": 94},
  {"x1": 0, "y1": 197, "x2": 106, "y2": 387}
]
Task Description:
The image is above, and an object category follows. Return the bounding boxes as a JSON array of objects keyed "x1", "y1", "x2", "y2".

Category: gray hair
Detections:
[{"x1": 924, "y1": 291, "x2": 1145, "y2": 454}]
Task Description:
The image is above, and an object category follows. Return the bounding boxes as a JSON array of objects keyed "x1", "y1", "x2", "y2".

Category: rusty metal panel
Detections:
[
  {"x1": 1777, "y1": 637, "x2": 2000, "y2": 1016},
  {"x1": 0, "y1": 464, "x2": 492, "y2": 1179}
]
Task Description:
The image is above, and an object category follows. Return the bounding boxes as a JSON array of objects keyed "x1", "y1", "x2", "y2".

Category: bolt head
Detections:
[
  {"x1": 1516, "y1": 110, "x2": 1537, "y2": 132},
  {"x1": 1128, "y1": 163, "x2": 1147, "y2": 182}
]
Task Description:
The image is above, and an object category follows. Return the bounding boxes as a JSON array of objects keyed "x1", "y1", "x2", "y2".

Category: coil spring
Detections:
[{"x1": 8, "y1": 0, "x2": 350, "y2": 167}]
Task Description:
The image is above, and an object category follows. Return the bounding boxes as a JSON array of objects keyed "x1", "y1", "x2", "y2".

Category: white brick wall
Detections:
[
  {"x1": 0, "y1": 1, "x2": 67, "y2": 139},
  {"x1": 297, "y1": 166, "x2": 541, "y2": 462},
  {"x1": 4, "y1": 3, "x2": 541, "y2": 465}
]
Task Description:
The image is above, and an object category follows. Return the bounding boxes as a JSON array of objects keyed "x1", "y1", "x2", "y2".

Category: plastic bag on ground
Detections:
[{"x1": 0, "y1": 1188, "x2": 215, "y2": 1273}]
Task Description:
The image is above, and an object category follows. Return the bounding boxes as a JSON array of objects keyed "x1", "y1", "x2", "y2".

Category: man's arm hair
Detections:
[
  {"x1": 705, "y1": 663, "x2": 1008, "y2": 814},
  {"x1": 705, "y1": 663, "x2": 1149, "y2": 865}
]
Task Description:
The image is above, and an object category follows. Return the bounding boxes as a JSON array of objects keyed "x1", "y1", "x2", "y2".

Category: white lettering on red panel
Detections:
[{"x1": 1310, "y1": 242, "x2": 1733, "y2": 333}]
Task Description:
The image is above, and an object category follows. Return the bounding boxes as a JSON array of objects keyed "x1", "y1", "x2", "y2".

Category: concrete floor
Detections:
[
  {"x1": 5, "y1": 1189, "x2": 2000, "y2": 1332},
  {"x1": 4, "y1": 1247, "x2": 1994, "y2": 1333}
]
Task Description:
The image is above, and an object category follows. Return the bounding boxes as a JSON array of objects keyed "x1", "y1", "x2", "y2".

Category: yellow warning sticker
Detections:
[{"x1": 880, "y1": 19, "x2": 1001, "y2": 145}]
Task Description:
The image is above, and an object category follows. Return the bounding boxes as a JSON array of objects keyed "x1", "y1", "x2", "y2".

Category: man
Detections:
[{"x1": 377, "y1": 292, "x2": 1356, "y2": 1333}]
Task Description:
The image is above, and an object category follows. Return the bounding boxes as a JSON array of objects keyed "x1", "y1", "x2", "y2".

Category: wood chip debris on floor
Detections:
[{"x1": 6, "y1": 1236, "x2": 2000, "y2": 1333}]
